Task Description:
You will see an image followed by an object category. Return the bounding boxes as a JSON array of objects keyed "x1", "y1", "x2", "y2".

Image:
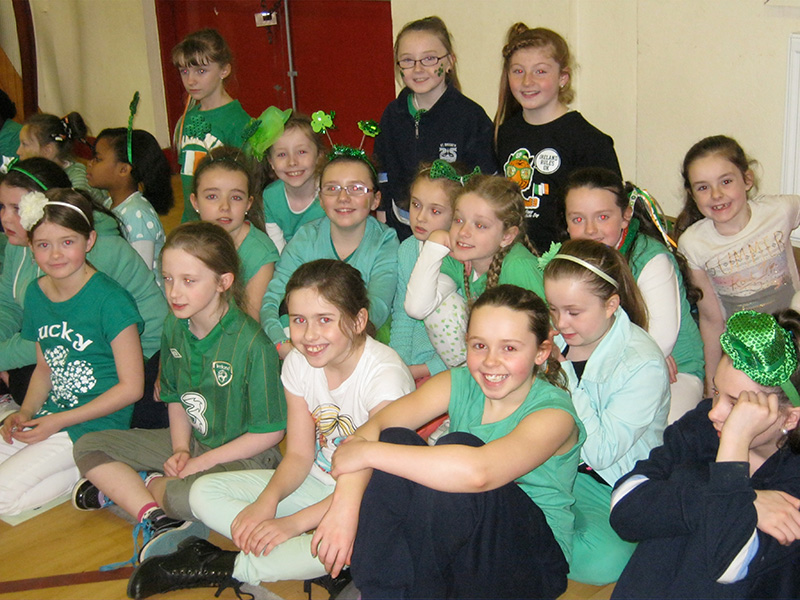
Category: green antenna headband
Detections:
[{"x1": 127, "y1": 91, "x2": 140, "y2": 164}]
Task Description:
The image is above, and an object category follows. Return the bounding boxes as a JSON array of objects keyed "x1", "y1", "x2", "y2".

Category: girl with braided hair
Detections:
[
  {"x1": 610, "y1": 309, "x2": 800, "y2": 599},
  {"x1": 404, "y1": 174, "x2": 545, "y2": 361}
]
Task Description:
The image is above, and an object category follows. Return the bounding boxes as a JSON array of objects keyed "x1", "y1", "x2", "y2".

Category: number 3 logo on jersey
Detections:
[{"x1": 212, "y1": 361, "x2": 233, "y2": 387}]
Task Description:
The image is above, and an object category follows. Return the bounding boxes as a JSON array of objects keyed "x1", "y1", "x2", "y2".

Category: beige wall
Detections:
[
  {"x1": 0, "y1": 0, "x2": 169, "y2": 146},
  {"x1": 390, "y1": 0, "x2": 800, "y2": 216}
]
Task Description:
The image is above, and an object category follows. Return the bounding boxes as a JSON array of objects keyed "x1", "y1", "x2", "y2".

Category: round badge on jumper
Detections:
[{"x1": 534, "y1": 148, "x2": 561, "y2": 174}]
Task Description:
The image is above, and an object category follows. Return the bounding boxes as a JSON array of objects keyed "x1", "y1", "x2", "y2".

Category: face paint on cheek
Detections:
[{"x1": 437, "y1": 65, "x2": 444, "y2": 77}]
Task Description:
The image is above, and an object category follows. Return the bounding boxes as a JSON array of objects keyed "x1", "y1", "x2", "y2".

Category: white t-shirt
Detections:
[
  {"x1": 678, "y1": 194, "x2": 800, "y2": 317},
  {"x1": 281, "y1": 336, "x2": 415, "y2": 485}
]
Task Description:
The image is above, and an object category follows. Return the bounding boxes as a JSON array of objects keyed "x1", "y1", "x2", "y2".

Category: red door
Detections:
[{"x1": 155, "y1": 0, "x2": 396, "y2": 155}]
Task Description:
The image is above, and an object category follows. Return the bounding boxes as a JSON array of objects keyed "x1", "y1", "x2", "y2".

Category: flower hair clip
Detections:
[
  {"x1": 18, "y1": 191, "x2": 48, "y2": 230},
  {"x1": 429, "y1": 159, "x2": 480, "y2": 186},
  {"x1": 18, "y1": 191, "x2": 91, "y2": 231},
  {"x1": 537, "y1": 242, "x2": 562, "y2": 270}
]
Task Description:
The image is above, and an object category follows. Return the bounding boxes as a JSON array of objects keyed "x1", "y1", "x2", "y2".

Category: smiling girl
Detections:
[
  {"x1": 310, "y1": 284, "x2": 585, "y2": 599},
  {"x1": 676, "y1": 135, "x2": 800, "y2": 392},
  {"x1": 375, "y1": 16, "x2": 496, "y2": 240},
  {"x1": 260, "y1": 149, "x2": 399, "y2": 358},
  {"x1": 127, "y1": 260, "x2": 413, "y2": 599},
  {"x1": 495, "y1": 24, "x2": 620, "y2": 253},
  {"x1": 262, "y1": 114, "x2": 326, "y2": 252},
  {"x1": 543, "y1": 238, "x2": 670, "y2": 585},
  {"x1": 172, "y1": 29, "x2": 252, "y2": 223},
  {"x1": 0, "y1": 188, "x2": 143, "y2": 516},
  {"x1": 404, "y1": 174, "x2": 545, "y2": 353}
]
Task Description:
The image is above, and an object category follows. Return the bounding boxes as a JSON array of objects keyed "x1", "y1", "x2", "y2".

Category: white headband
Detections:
[
  {"x1": 552, "y1": 254, "x2": 619, "y2": 288},
  {"x1": 18, "y1": 191, "x2": 91, "y2": 231}
]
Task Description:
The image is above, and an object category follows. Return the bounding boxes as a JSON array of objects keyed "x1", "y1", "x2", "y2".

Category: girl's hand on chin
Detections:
[{"x1": 723, "y1": 390, "x2": 781, "y2": 444}]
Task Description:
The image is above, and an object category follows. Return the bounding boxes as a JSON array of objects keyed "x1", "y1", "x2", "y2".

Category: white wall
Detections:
[
  {"x1": 390, "y1": 0, "x2": 800, "y2": 216},
  {"x1": 0, "y1": 0, "x2": 169, "y2": 146}
]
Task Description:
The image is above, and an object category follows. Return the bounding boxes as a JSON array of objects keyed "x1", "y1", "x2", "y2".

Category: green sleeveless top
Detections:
[{"x1": 448, "y1": 367, "x2": 586, "y2": 562}]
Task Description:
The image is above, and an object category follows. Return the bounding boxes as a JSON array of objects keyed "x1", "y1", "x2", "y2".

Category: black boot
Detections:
[{"x1": 127, "y1": 536, "x2": 245, "y2": 599}]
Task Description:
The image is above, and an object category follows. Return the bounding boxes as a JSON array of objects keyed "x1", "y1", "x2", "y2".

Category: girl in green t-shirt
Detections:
[{"x1": 0, "y1": 188, "x2": 144, "y2": 516}]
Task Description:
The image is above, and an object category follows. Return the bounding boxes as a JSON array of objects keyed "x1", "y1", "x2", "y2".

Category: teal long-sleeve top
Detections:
[{"x1": 260, "y1": 216, "x2": 399, "y2": 345}]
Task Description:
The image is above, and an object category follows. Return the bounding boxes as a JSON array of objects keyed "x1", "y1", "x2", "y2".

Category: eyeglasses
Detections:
[
  {"x1": 396, "y1": 55, "x2": 449, "y2": 70},
  {"x1": 319, "y1": 184, "x2": 374, "y2": 197}
]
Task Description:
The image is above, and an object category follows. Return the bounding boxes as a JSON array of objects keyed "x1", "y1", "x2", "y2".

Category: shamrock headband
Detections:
[
  {"x1": 720, "y1": 311, "x2": 800, "y2": 407},
  {"x1": 310, "y1": 110, "x2": 381, "y2": 177},
  {"x1": 429, "y1": 160, "x2": 480, "y2": 186},
  {"x1": 6, "y1": 158, "x2": 48, "y2": 191},
  {"x1": 127, "y1": 91, "x2": 140, "y2": 164},
  {"x1": 538, "y1": 242, "x2": 619, "y2": 288},
  {"x1": 18, "y1": 191, "x2": 91, "y2": 231}
]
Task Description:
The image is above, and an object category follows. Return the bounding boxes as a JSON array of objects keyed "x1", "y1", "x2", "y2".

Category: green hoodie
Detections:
[{"x1": 0, "y1": 212, "x2": 167, "y2": 371}]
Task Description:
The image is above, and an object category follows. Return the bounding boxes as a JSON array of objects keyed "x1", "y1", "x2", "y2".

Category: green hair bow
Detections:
[{"x1": 429, "y1": 159, "x2": 480, "y2": 186}]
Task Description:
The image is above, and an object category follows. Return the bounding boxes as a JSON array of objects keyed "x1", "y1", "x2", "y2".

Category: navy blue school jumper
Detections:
[{"x1": 609, "y1": 398, "x2": 800, "y2": 599}]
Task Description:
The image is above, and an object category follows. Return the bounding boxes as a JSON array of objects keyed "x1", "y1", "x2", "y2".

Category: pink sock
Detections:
[{"x1": 137, "y1": 502, "x2": 159, "y2": 523}]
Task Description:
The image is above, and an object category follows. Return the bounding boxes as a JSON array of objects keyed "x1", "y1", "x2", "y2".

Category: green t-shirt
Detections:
[
  {"x1": 238, "y1": 224, "x2": 279, "y2": 284},
  {"x1": 441, "y1": 242, "x2": 545, "y2": 301},
  {"x1": 448, "y1": 366, "x2": 585, "y2": 562},
  {"x1": 176, "y1": 100, "x2": 252, "y2": 222},
  {"x1": 0, "y1": 118, "x2": 21, "y2": 161},
  {"x1": 160, "y1": 303, "x2": 287, "y2": 449},
  {"x1": 262, "y1": 180, "x2": 326, "y2": 243},
  {"x1": 21, "y1": 272, "x2": 144, "y2": 441}
]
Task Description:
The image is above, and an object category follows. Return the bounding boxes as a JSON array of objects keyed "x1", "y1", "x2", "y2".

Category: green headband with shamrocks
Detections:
[{"x1": 720, "y1": 310, "x2": 800, "y2": 407}]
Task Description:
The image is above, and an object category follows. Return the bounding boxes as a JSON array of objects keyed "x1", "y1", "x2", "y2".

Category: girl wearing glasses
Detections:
[
  {"x1": 261, "y1": 149, "x2": 399, "y2": 358},
  {"x1": 374, "y1": 16, "x2": 497, "y2": 241}
]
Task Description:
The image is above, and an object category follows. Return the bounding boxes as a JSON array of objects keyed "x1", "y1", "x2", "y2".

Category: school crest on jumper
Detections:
[{"x1": 212, "y1": 361, "x2": 233, "y2": 387}]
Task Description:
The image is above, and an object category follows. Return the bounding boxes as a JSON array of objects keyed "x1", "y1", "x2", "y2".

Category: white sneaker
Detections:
[{"x1": 0, "y1": 394, "x2": 20, "y2": 425}]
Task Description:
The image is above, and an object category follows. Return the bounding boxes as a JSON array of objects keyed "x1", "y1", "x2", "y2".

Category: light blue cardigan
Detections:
[{"x1": 563, "y1": 307, "x2": 670, "y2": 486}]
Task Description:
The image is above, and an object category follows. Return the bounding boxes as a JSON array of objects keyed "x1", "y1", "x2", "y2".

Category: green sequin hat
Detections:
[{"x1": 720, "y1": 310, "x2": 800, "y2": 407}]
